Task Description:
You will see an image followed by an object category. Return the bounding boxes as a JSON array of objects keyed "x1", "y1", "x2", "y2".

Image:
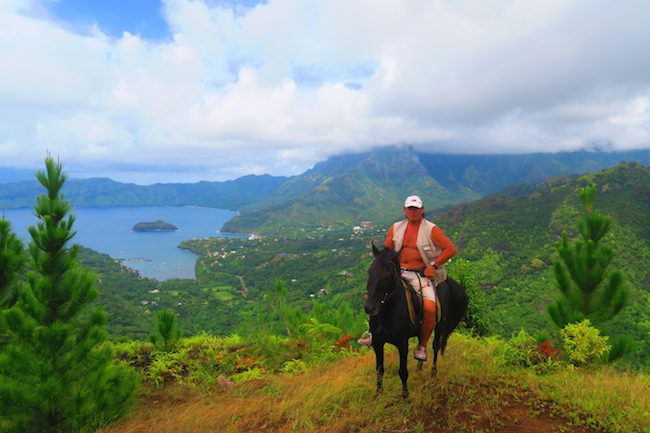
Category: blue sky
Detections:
[
  {"x1": 48, "y1": 0, "x2": 171, "y2": 40},
  {"x1": 1, "y1": 0, "x2": 649, "y2": 184},
  {"x1": 46, "y1": 0, "x2": 267, "y2": 40}
]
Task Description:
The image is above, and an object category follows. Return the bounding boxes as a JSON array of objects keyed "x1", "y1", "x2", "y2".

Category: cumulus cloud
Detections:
[{"x1": 0, "y1": 0, "x2": 649, "y2": 183}]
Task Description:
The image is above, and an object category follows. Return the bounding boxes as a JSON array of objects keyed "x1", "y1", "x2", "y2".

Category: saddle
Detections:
[{"x1": 399, "y1": 277, "x2": 442, "y2": 326}]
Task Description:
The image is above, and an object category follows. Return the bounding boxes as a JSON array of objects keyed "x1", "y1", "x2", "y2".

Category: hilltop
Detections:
[{"x1": 99, "y1": 334, "x2": 649, "y2": 433}]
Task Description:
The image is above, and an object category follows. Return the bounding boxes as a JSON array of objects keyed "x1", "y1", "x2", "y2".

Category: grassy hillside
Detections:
[
  {"x1": 100, "y1": 333, "x2": 649, "y2": 433},
  {"x1": 434, "y1": 162, "x2": 650, "y2": 362}
]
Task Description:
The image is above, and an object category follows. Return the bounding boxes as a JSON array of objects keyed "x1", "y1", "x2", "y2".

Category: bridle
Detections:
[{"x1": 376, "y1": 261, "x2": 403, "y2": 307}]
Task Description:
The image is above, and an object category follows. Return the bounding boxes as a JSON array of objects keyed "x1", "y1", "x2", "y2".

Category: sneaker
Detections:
[
  {"x1": 414, "y1": 345, "x2": 427, "y2": 361},
  {"x1": 357, "y1": 336, "x2": 372, "y2": 347}
]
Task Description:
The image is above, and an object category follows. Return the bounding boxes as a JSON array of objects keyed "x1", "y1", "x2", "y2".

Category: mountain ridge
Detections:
[
  {"x1": 223, "y1": 147, "x2": 650, "y2": 235},
  {"x1": 0, "y1": 173, "x2": 289, "y2": 209},
  {"x1": 2, "y1": 148, "x2": 649, "y2": 225}
]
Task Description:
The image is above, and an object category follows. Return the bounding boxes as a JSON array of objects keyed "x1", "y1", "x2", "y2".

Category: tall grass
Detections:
[{"x1": 101, "y1": 333, "x2": 649, "y2": 433}]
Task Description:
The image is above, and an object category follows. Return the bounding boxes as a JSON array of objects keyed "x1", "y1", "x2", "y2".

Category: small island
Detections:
[{"x1": 132, "y1": 220, "x2": 178, "y2": 232}]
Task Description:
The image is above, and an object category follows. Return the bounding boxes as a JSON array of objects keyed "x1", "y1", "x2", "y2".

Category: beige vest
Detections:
[{"x1": 391, "y1": 219, "x2": 447, "y2": 285}]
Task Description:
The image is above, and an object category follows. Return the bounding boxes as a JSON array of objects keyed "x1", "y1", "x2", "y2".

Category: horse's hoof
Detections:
[
  {"x1": 402, "y1": 389, "x2": 410, "y2": 399},
  {"x1": 431, "y1": 368, "x2": 437, "y2": 377}
]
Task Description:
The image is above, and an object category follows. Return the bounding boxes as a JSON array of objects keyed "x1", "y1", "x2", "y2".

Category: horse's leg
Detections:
[
  {"x1": 373, "y1": 342, "x2": 384, "y2": 394},
  {"x1": 417, "y1": 359, "x2": 423, "y2": 371},
  {"x1": 431, "y1": 327, "x2": 443, "y2": 377},
  {"x1": 398, "y1": 340, "x2": 409, "y2": 398}
]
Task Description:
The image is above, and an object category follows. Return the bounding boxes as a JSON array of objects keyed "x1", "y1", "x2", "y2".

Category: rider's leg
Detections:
[
  {"x1": 414, "y1": 277, "x2": 436, "y2": 360},
  {"x1": 420, "y1": 299, "x2": 437, "y2": 347}
]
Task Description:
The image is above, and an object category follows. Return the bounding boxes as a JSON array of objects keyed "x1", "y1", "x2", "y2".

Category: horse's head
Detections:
[{"x1": 364, "y1": 242, "x2": 400, "y2": 316}]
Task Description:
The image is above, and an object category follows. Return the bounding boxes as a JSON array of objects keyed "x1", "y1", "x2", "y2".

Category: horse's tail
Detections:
[{"x1": 439, "y1": 276, "x2": 468, "y2": 354}]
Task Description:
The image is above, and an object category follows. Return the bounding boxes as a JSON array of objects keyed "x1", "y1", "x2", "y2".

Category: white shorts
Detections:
[{"x1": 401, "y1": 270, "x2": 436, "y2": 302}]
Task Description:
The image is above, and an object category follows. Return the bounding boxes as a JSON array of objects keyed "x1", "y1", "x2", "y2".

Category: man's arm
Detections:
[{"x1": 430, "y1": 226, "x2": 457, "y2": 267}]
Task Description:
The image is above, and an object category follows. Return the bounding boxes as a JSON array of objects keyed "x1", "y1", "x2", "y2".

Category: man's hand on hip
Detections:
[{"x1": 424, "y1": 265, "x2": 436, "y2": 279}]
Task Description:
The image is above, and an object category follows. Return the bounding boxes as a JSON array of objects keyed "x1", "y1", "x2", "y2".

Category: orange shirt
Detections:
[{"x1": 383, "y1": 221, "x2": 457, "y2": 269}]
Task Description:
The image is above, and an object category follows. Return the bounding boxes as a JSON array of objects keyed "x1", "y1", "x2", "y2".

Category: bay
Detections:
[{"x1": 2, "y1": 206, "x2": 244, "y2": 280}]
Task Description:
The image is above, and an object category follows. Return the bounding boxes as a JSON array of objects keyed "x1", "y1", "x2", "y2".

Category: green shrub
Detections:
[
  {"x1": 447, "y1": 258, "x2": 493, "y2": 336},
  {"x1": 146, "y1": 352, "x2": 184, "y2": 387},
  {"x1": 531, "y1": 258, "x2": 545, "y2": 269},
  {"x1": 282, "y1": 359, "x2": 308, "y2": 375},
  {"x1": 493, "y1": 329, "x2": 540, "y2": 367},
  {"x1": 300, "y1": 317, "x2": 342, "y2": 340},
  {"x1": 114, "y1": 331, "x2": 359, "y2": 391},
  {"x1": 232, "y1": 367, "x2": 265, "y2": 382},
  {"x1": 560, "y1": 320, "x2": 611, "y2": 365}
]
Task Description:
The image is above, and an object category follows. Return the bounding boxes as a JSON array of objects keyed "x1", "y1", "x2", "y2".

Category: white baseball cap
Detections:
[{"x1": 404, "y1": 195, "x2": 423, "y2": 208}]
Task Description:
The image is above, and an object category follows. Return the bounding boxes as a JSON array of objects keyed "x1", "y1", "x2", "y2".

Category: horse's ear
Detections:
[{"x1": 371, "y1": 241, "x2": 381, "y2": 257}]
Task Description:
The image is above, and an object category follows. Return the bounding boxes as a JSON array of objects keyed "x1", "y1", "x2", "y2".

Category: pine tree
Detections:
[
  {"x1": 0, "y1": 156, "x2": 137, "y2": 433},
  {"x1": 0, "y1": 215, "x2": 24, "y2": 309},
  {"x1": 149, "y1": 310, "x2": 181, "y2": 352},
  {"x1": 548, "y1": 185, "x2": 629, "y2": 328},
  {"x1": 273, "y1": 278, "x2": 292, "y2": 336}
]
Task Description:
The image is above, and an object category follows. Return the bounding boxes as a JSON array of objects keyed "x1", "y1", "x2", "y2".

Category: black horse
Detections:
[{"x1": 364, "y1": 244, "x2": 468, "y2": 397}]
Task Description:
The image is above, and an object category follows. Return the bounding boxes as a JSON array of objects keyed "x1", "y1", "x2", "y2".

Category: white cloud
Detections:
[{"x1": 0, "y1": 0, "x2": 649, "y2": 183}]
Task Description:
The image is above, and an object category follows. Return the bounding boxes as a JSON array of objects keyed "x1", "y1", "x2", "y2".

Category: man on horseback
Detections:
[{"x1": 383, "y1": 195, "x2": 457, "y2": 361}]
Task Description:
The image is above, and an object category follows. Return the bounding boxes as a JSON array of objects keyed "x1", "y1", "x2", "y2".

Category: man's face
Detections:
[{"x1": 403, "y1": 206, "x2": 424, "y2": 223}]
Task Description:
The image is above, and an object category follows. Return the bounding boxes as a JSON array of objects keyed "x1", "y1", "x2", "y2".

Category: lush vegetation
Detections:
[{"x1": 436, "y1": 162, "x2": 650, "y2": 367}]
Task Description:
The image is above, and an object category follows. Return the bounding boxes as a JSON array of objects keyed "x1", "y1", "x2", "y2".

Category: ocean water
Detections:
[{"x1": 2, "y1": 206, "x2": 244, "y2": 280}]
